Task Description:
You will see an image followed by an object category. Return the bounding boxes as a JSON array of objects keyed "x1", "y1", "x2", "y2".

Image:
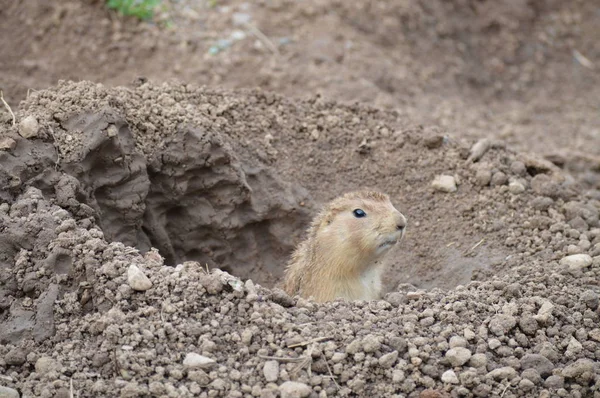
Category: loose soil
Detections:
[{"x1": 0, "y1": 1, "x2": 599, "y2": 397}]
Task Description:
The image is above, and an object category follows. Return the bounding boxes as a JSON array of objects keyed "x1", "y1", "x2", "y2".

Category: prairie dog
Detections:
[{"x1": 283, "y1": 191, "x2": 406, "y2": 302}]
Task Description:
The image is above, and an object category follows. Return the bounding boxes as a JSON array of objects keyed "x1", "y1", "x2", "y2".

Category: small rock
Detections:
[
  {"x1": 127, "y1": 264, "x2": 152, "y2": 291},
  {"x1": 489, "y1": 314, "x2": 517, "y2": 336},
  {"x1": 510, "y1": 161, "x2": 527, "y2": 176},
  {"x1": 449, "y1": 336, "x2": 467, "y2": 348},
  {"x1": 521, "y1": 368, "x2": 542, "y2": 385},
  {"x1": 520, "y1": 354, "x2": 554, "y2": 378},
  {"x1": 468, "y1": 353, "x2": 487, "y2": 368},
  {"x1": 561, "y1": 359, "x2": 593, "y2": 379},
  {"x1": 183, "y1": 353, "x2": 216, "y2": 369},
  {"x1": 263, "y1": 360, "x2": 279, "y2": 382},
  {"x1": 35, "y1": 356, "x2": 59, "y2": 375},
  {"x1": 432, "y1": 175, "x2": 457, "y2": 193},
  {"x1": 491, "y1": 172, "x2": 508, "y2": 186},
  {"x1": 518, "y1": 315, "x2": 539, "y2": 335},
  {"x1": 580, "y1": 290, "x2": 599, "y2": 310},
  {"x1": 441, "y1": 369, "x2": 459, "y2": 384},
  {"x1": 362, "y1": 334, "x2": 381, "y2": 353},
  {"x1": 518, "y1": 379, "x2": 535, "y2": 391},
  {"x1": 18, "y1": 115, "x2": 40, "y2": 138},
  {"x1": 463, "y1": 329, "x2": 476, "y2": 341},
  {"x1": 423, "y1": 134, "x2": 444, "y2": 149},
  {"x1": 0, "y1": 137, "x2": 16, "y2": 151},
  {"x1": 560, "y1": 254, "x2": 592, "y2": 270},
  {"x1": 0, "y1": 386, "x2": 19, "y2": 398},
  {"x1": 445, "y1": 347, "x2": 471, "y2": 367},
  {"x1": 589, "y1": 329, "x2": 600, "y2": 342},
  {"x1": 488, "y1": 338, "x2": 501, "y2": 350},
  {"x1": 5, "y1": 348, "x2": 26, "y2": 365},
  {"x1": 279, "y1": 381, "x2": 311, "y2": 398},
  {"x1": 475, "y1": 169, "x2": 492, "y2": 186},
  {"x1": 378, "y1": 351, "x2": 398, "y2": 368},
  {"x1": 544, "y1": 375, "x2": 564, "y2": 389},
  {"x1": 509, "y1": 180, "x2": 525, "y2": 194},
  {"x1": 566, "y1": 337, "x2": 583, "y2": 354},
  {"x1": 487, "y1": 367, "x2": 517, "y2": 381}
]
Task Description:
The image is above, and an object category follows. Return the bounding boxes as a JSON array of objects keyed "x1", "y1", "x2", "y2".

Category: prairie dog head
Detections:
[{"x1": 312, "y1": 191, "x2": 406, "y2": 272}]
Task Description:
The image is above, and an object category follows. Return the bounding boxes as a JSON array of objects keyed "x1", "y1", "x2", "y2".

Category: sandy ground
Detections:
[{"x1": 0, "y1": 1, "x2": 600, "y2": 397}]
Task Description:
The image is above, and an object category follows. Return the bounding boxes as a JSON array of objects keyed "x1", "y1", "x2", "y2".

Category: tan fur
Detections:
[{"x1": 282, "y1": 191, "x2": 407, "y2": 302}]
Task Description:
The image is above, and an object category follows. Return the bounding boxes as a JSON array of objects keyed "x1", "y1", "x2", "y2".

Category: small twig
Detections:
[
  {"x1": 112, "y1": 350, "x2": 120, "y2": 376},
  {"x1": 258, "y1": 355, "x2": 306, "y2": 363},
  {"x1": 463, "y1": 238, "x2": 485, "y2": 255},
  {"x1": 323, "y1": 354, "x2": 340, "y2": 390},
  {"x1": 287, "y1": 336, "x2": 333, "y2": 348},
  {"x1": 446, "y1": 242, "x2": 456, "y2": 247},
  {"x1": 245, "y1": 23, "x2": 280, "y2": 56},
  {"x1": 500, "y1": 382, "x2": 510, "y2": 397},
  {"x1": 69, "y1": 378, "x2": 74, "y2": 398},
  {"x1": 0, "y1": 90, "x2": 16, "y2": 126}
]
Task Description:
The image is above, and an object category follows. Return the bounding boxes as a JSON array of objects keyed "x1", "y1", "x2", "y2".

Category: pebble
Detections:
[
  {"x1": 487, "y1": 366, "x2": 517, "y2": 380},
  {"x1": 491, "y1": 171, "x2": 508, "y2": 186},
  {"x1": 489, "y1": 314, "x2": 516, "y2": 336},
  {"x1": 559, "y1": 254, "x2": 592, "y2": 270},
  {"x1": 127, "y1": 264, "x2": 152, "y2": 291},
  {"x1": 183, "y1": 353, "x2": 216, "y2": 369},
  {"x1": 521, "y1": 368, "x2": 542, "y2": 385},
  {"x1": 5, "y1": 349, "x2": 26, "y2": 366},
  {"x1": 279, "y1": 381, "x2": 311, "y2": 398},
  {"x1": 520, "y1": 354, "x2": 554, "y2": 378},
  {"x1": 362, "y1": 335, "x2": 381, "y2": 353},
  {"x1": 468, "y1": 353, "x2": 487, "y2": 368},
  {"x1": 378, "y1": 351, "x2": 398, "y2": 368},
  {"x1": 0, "y1": 137, "x2": 16, "y2": 151},
  {"x1": 35, "y1": 356, "x2": 58, "y2": 375},
  {"x1": 566, "y1": 337, "x2": 583, "y2": 354},
  {"x1": 0, "y1": 386, "x2": 19, "y2": 398},
  {"x1": 589, "y1": 329, "x2": 600, "y2": 342},
  {"x1": 561, "y1": 359, "x2": 594, "y2": 379},
  {"x1": 518, "y1": 315, "x2": 539, "y2": 335},
  {"x1": 509, "y1": 180, "x2": 525, "y2": 194},
  {"x1": 445, "y1": 347, "x2": 471, "y2": 367},
  {"x1": 510, "y1": 161, "x2": 527, "y2": 176},
  {"x1": 544, "y1": 375, "x2": 564, "y2": 389},
  {"x1": 475, "y1": 169, "x2": 492, "y2": 186},
  {"x1": 449, "y1": 336, "x2": 467, "y2": 348},
  {"x1": 518, "y1": 379, "x2": 535, "y2": 391},
  {"x1": 263, "y1": 361, "x2": 279, "y2": 382},
  {"x1": 488, "y1": 338, "x2": 501, "y2": 350},
  {"x1": 441, "y1": 369, "x2": 459, "y2": 384},
  {"x1": 432, "y1": 175, "x2": 457, "y2": 193},
  {"x1": 18, "y1": 115, "x2": 40, "y2": 138}
]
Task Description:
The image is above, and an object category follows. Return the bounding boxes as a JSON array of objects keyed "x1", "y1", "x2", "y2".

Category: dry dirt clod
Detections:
[
  {"x1": 560, "y1": 254, "x2": 593, "y2": 270},
  {"x1": 278, "y1": 381, "x2": 311, "y2": 398},
  {"x1": 432, "y1": 175, "x2": 457, "y2": 193},
  {"x1": 441, "y1": 369, "x2": 459, "y2": 384},
  {"x1": 263, "y1": 360, "x2": 279, "y2": 382},
  {"x1": 127, "y1": 264, "x2": 152, "y2": 291},
  {"x1": 0, "y1": 386, "x2": 19, "y2": 398},
  {"x1": 18, "y1": 115, "x2": 40, "y2": 139},
  {"x1": 0, "y1": 137, "x2": 16, "y2": 151},
  {"x1": 445, "y1": 347, "x2": 471, "y2": 367}
]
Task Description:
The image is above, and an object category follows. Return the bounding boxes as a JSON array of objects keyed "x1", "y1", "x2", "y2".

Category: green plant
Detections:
[{"x1": 106, "y1": 0, "x2": 161, "y2": 21}]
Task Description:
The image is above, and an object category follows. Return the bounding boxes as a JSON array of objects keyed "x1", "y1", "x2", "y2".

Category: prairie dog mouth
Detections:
[{"x1": 378, "y1": 238, "x2": 398, "y2": 249}]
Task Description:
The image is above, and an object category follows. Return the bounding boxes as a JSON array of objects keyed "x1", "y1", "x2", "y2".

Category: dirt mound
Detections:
[{"x1": 0, "y1": 81, "x2": 599, "y2": 397}]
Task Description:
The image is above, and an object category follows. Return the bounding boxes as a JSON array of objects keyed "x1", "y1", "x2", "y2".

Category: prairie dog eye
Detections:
[{"x1": 353, "y1": 209, "x2": 366, "y2": 218}]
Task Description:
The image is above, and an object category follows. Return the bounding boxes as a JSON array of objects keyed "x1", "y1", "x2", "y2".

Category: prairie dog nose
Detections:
[{"x1": 395, "y1": 212, "x2": 407, "y2": 231}]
